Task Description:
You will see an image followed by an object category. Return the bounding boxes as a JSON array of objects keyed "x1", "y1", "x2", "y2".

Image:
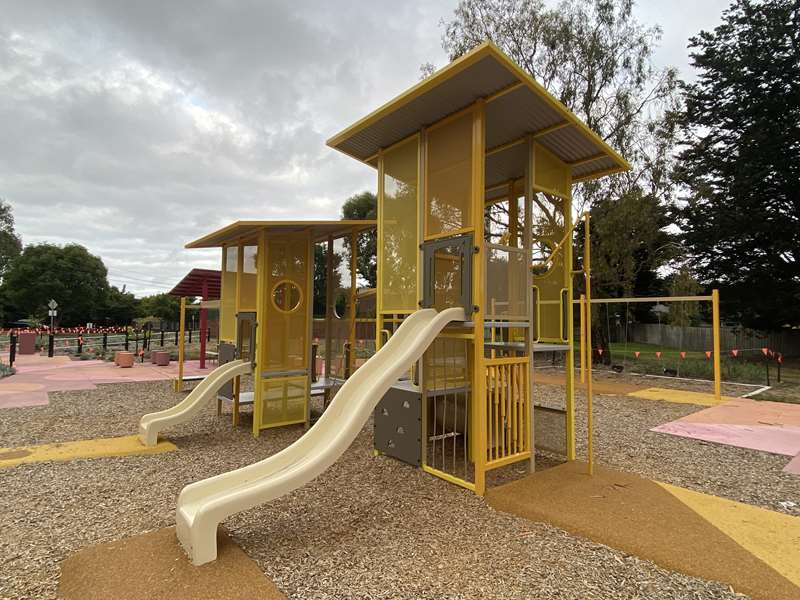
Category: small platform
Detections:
[
  {"x1": 58, "y1": 527, "x2": 286, "y2": 600},
  {"x1": 487, "y1": 461, "x2": 800, "y2": 600}
]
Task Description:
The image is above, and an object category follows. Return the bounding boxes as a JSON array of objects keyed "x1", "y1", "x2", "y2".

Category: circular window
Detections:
[{"x1": 271, "y1": 280, "x2": 302, "y2": 313}]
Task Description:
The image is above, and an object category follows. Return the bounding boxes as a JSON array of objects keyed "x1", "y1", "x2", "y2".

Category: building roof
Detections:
[
  {"x1": 327, "y1": 41, "x2": 629, "y2": 183},
  {"x1": 169, "y1": 268, "x2": 221, "y2": 299},
  {"x1": 185, "y1": 220, "x2": 377, "y2": 249}
]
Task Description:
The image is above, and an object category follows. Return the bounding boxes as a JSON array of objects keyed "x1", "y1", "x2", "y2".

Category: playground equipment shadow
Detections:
[{"x1": 1, "y1": 379, "x2": 798, "y2": 599}]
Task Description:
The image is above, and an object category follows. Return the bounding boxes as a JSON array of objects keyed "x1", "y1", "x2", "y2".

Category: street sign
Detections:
[
  {"x1": 48, "y1": 299, "x2": 58, "y2": 310},
  {"x1": 48, "y1": 309, "x2": 58, "y2": 317}
]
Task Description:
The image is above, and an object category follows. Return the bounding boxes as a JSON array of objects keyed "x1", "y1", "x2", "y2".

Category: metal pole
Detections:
[
  {"x1": 579, "y1": 294, "x2": 586, "y2": 384},
  {"x1": 9, "y1": 333, "x2": 16, "y2": 367},
  {"x1": 200, "y1": 279, "x2": 208, "y2": 369},
  {"x1": 711, "y1": 289, "x2": 722, "y2": 403},
  {"x1": 583, "y1": 212, "x2": 594, "y2": 476},
  {"x1": 175, "y1": 297, "x2": 186, "y2": 392}
]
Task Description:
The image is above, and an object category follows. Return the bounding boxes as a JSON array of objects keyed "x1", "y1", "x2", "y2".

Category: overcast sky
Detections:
[{"x1": 1, "y1": 0, "x2": 731, "y2": 296}]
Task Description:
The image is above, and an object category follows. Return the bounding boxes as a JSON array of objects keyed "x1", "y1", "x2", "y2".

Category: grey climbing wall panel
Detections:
[{"x1": 374, "y1": 384, "x2": 422, "y2": 467}]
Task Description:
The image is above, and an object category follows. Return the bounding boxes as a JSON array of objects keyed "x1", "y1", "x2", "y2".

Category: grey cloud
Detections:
[{"x1": 0, "y1": 0, "x2": 728, "y2": 296}]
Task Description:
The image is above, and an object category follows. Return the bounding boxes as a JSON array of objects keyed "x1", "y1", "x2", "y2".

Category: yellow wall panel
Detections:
[
  {"x1": 381, "y1": 137, "x2": 419, "y2": 312},
  {"x1": 426, "y1": 113, "x2": 473, "y2": 237}
]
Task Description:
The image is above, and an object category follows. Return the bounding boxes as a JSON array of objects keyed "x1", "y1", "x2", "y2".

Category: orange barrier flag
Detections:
[
  {"x1": 680, "y1": 351, "x2": 687, "y2": 359},
  {"x1": 705, "y1": 351, "x2": 712, "y2": 359},
  {"x1": 634, "y1": 351, "x2": 641, "y2": 359},
  {"x1": 761, "y1": 347, "x2": 769, "y2": 356},
  {"x1": 731, "y1": 349, "x2": 739, "y2": 357},
  {"x1": 655, "y1": 351, "x2": 662, "y2": 359}
]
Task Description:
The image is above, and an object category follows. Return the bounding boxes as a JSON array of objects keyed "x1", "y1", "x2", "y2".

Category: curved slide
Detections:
[
  {"x1": 176, "y1": 307, "x2": 465, "y2": 565},
  {"x1": 139, "y1": 359, "x2": 252, "y2": 446}
]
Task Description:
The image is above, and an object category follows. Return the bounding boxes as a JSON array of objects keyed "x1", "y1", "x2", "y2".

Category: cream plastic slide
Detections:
[
  {"x1": 176, "y1": 307, "x2": 465, "y2": 565},
  {"x1": 139, "y1": 359, "x2": 252, "y2": 446}
]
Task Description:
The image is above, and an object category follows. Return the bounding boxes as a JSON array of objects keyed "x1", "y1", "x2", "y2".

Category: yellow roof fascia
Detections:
[{"x1": 185, "y1": 220, "x2": 377, "y2": 249}]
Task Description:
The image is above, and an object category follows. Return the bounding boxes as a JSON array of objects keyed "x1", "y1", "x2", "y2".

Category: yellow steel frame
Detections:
[
  {"x1": 173, "y1": 296, "x2": 187, "y2": 392},
  {"x1": 471, "y1": 100, "x2": 487, "y2": 495},
  {"x1": 577, "y1": 292, "x2": 723, "y2": 405},
  {"x1": 582, "y1": 212, "x2": 594, "y2": 475},
  {"x1": 252, "y1": 230, "x2": 268, "y2": 437}
]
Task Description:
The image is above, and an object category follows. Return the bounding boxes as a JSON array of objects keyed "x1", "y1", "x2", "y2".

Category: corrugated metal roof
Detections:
[
  {"x1": 185, "y1": 220, "x2": 377, "y2": 249},
  {"x1": 169, "y1": 269, "x2": 221, "y2": 299},
  {"x1": 327, "y1": 41, "x2": 629, "y2": 183}
]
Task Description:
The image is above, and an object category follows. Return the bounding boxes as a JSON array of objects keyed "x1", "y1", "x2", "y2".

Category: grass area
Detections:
[{"x1": 601, "y1": 341, "x2": 788, "y2": 387}]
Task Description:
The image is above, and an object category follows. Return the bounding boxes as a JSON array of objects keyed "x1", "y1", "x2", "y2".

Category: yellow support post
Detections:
[
  {"x1": 174, "y1": 296, "x2": 186, "y2": 392},
  {"x1": 583, "y1": 212, "x2": 594, "y2": 476},
  {"x1": 579, "y1": 294, "x2": 586, "y2": 384},
  {"x1": 564, "y1": 178, "x2": 576, "y2": 461},
  {"x1": 712, "y1": 288, "x2": 722, "y2": 404},
  {"x1": 349, "y1": 231, "x2": 358, "y2": 376},
  {"x1": 251, "y1": 230, "x2": 268, "y2": 437},
  {"x1": 471, "y1": 99, "x2": 487, "y2": 496}
]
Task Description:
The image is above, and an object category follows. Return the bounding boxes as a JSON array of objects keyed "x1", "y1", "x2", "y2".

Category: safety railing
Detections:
[{"x1": 485, "y1": 356, "x2": 530, "y2": 470}]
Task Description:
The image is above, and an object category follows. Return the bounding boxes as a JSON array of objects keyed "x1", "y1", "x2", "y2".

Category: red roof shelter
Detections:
[{"x1": 169, "y1": 269, "x2": 221, "y2": 369}]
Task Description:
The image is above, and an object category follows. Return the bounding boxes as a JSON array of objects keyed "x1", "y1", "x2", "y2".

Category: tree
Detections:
[
  {"x1": 1, "y1": 243, "x2": 109, "y2": 326},
  {"x1": 341, "y1": 191, "x2": 377, "y2": 287},
  {"x1": 0, "y1": 199, "x2": 22, "y2": 280},
  {"x1": 102, "y1": 285, "x2": 138, "y2": 325},
  {"x1": 676, "y1": 0, "x2": 800, "y2": 330},
  {"x1": 585, "y1": 189, "x2": 675, "y2": 299},
  {"x1": 313, "y1": 244, "x2": 342, "y2": 317},
  {"x1": 137, "y1": 293, "x2": 184, "y2": 323},
  {"x1": 439, "y1": 0, "x2": 681, "y2": 211}
]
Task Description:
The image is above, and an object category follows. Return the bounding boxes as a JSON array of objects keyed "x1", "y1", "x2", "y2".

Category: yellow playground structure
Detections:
[{"x1": 137, "y1": 41, "x2": 631, "y2": 565}]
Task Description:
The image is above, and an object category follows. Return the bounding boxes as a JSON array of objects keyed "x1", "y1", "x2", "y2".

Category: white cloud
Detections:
[{"x1": 0, "y1": 0, "x2": 731, "y2": 296}]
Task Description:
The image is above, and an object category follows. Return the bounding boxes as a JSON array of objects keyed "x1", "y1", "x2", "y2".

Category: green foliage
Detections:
[
  {"x1": 0, "y1": 360, "x2": 15, "y2": 378},
  {"x1": 676, "y1": 0, "x2": 800, "y2": 330},
  {"x1": 440, "y1": 0, "x2": 681, "y2": 209},
  {"x1": 103, "y1": 285, "x2": 137, "y2": 325},
  {"x1": 584, "y1": 188, "x2": 675, "y2": 298},
  {"x1": 137, "y1": 293, "x2": 183, "y2": 322},
  {"x1": 0, "y1": 199, "x2": 22, "y2": 281},
  {"x1": 341, "y1": 191, "x2": 377, "y2": 287},
  {"x1": 1, "y1": 243, "x2": 109, "y2": 326},
  {"x1": 313, "y1": 244, "x2": 342, "y2": 317},
  {"x1": 440, "y1": 0, "x2": 680, "y2": 315}
]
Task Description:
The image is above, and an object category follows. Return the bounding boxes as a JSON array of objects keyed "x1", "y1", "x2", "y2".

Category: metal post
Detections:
[
  {"x1": 583, "y1": 212, "x2": 594, "y2": 476},
  {"x1": 9, "y1": 333, "x2": 16, "y2": 367},
  {"x1": 579, "y1": 294, "x2": 586, "y2": 384},
  {"x1": 48, "y1": 334, "x2": 55, "y2": 358},
  {"x1": 124, "y1": 330, "x2": 129, "y2": 351},
  {"x1": 200, "y1": 279, "x2": 208, "y2": 369},
  {"x1": 324, "y1": 235, "x2": 334, "y2": 388},
  {"x1": 160, "y1": 329, "x2": 165, "y2": 347},
  {"x1": 175, "y1": 297, "x2": 186, "y2": 392},
  {"x1": 711, "y1": 289, "x2": 722, "y2": 403},
  {"x1": 103, "y1": 333, "x2": 108, "y2": 351}
]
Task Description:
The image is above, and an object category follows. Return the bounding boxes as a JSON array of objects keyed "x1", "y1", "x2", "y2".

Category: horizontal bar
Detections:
[
  {"x1": 485, "y1": 356, "x2": 529, "y2": 366},
  {"x1": 261, "y1": 370, "x2": 307, "y2": 379},
  {"x1": 485, "y1": 451, "x2": 532, "y2": 471},
  {"x1": 572, "y1": 295, "x2": 713, "y2": 304},
  {"x1": 483, "y1": 321, "x2": 531, "y2": 328},
  {"x1": 421, "y1": 464, "x2": 476, "y2": 492}
]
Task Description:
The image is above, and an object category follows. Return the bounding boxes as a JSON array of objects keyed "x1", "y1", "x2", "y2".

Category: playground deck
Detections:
[{"x1": 1, "y1": 376, "x2": 797, "y2": 599}]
